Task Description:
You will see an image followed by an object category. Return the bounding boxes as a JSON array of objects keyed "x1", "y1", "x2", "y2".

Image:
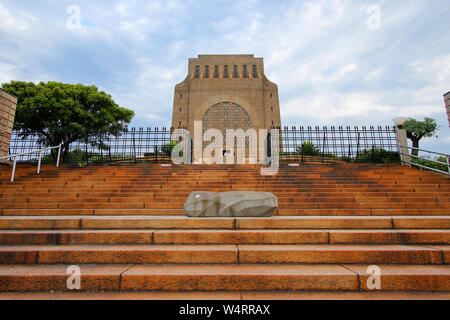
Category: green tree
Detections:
[
  {"x1": 1, "y1": 81, "x2": 134, "y2": 160},
  {"x1": 296, "y1": 141, "x2": 320, "y2": 156},
  {"x1": 402, "y1": 118, "x2": 438, "y2": 156}
]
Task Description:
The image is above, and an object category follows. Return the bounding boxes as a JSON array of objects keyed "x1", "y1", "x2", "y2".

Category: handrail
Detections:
[
  {"x1": 0, "y1": 144, "x2": 62, "y2": 182},
  {"x1": 397, "y1": 144, "x2": 449, "y2": 176},
  {"x1": 398, "y1": 145, "x2": 449, "y2": 157}
]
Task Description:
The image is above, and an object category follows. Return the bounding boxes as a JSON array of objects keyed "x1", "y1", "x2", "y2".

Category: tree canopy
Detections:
[
  {"x1": 402, "y1": 117, "x2": 438, "y2": 156},
  {"x1": 1, "y1": 81, "x2": 134, "y2": 159}
]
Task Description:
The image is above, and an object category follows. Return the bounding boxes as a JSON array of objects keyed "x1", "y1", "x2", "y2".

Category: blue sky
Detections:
[{"x1": 1, "y1": 0, "x2": 449, "y2": 153}]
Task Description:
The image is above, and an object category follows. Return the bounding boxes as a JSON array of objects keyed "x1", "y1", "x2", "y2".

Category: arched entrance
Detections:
[
  {"x1": 202, "y1": 102, "x2": 252, "y2": 134},
  {"x1": 202, "y1": 102, "x2": 252, "y2": 151}
]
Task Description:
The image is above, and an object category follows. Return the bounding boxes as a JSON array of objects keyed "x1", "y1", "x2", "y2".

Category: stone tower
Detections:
[
  {"x1": 0, "y1": 89, "x2": 17, "y2": 163},
  {"x1": 171, "y1": 54, "x2": 281, "y2": 157},
  {"x1": 444, "y1": 91, "x2": 450, "y2": 128}
]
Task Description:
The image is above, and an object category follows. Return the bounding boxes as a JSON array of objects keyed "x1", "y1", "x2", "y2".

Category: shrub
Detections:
[
  {"x1": 354, "y1": 148, "x2": 401, "y2": 164},
  {"x1": 411, "y1": 156, "x2": 449, "y2": 173},
  {"x1": 64, "y1": 149, "x2": 105, "y2": 166},
  {"x1": 161, "y1": 141, "x2": 183, "y2": 157},
  {"x1": 296, "y1": 142, "x2": 320, "y2": 156}
]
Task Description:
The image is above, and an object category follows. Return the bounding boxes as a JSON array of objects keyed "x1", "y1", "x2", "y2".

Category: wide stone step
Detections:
[
  {"x1": 1, "y1": 290, "x2": 449, "y2": 300},
  {"x1": 1, "y1": 216, "x2": 449, "y2": 230},
  {"x1": 0, "y1": 209, "x2": 184, "y2": 216},
  {"x1": 279, "y1": 209, "x2": 450, "y2": 216},
  {"x1": 2, "y1": 183, "x2": 448, "y2": 190},
  {"x1": 237, "y1": 244, "x2": 447, "y2": 264},
  {"x1": 3, "y1": 192, "x2": 449, "y2": 201},
  {"x1": 150, "y1": 230, "x2": 450, "y2": 245},
  {"x1": 0, "y1": 229, "x2": 448, "y2": 245},
  {"x1": 0, "y1": 244, "x2": 238, "y2": 264},
  {"x1": 6, "y1": 195, "x2": 446, "y2": 203},
  {"x1": 3, "y1": 193, "x2": 449, "y2": 203},
  {"x1": 1, "y1": 263, "x2": 447, "y2": 292},
  {"x1": 2, "y1": 208, "x2": 449, "y2": 216},
  {"x1": 2, "y1": 202, "x2": 449, "y2": 210},
  {"x1": 0, "y1": 244, "x2": 447, "y2": 265}
]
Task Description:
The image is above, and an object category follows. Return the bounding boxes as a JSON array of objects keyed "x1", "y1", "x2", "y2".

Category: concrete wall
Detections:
[{"x1": 0, "y1": 89, "x2": 17, "y2": 161}]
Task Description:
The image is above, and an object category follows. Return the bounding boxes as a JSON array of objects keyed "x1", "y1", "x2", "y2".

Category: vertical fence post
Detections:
[
  {"x1": 84, "y1": 144, "x2": 88, "y2": 165},
  {"x1": 132, "y1": 129, "x2": 137, "y2": 164},
  {"x1": 11, "y1": 157, "x2": 17, "y2": 182},
  {"x1": 394, "y1": 130, "x2": 403, "y2": 166},
  {"x1": 322, "y1": 132, "x2": 326, "y2": 164},
  {"x1": 447, "y1": 155, "x2": 450, "y2": 175},
  {"x1": 356, "y1": 133, "x2": 361, "y2": 158},
  {"x1": 37, "y1": 151, "x2": 42, "y2": 174},
  {"x1": 100, "y1": 137, "x2": 104, "y2": 164},
  {"x1": 301, "y1": 144, "x2": 304, "y2": 164},
  {"x1": 371, "y1": 145, "x2": 375, "y2": 163},
  {"x1": 56, "y1": 144, "x2": 62, "y2": 167}
]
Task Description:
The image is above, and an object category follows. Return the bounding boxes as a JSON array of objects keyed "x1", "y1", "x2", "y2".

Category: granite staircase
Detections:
[{"x1": 0, "y1": 163, "x2": 449, "y2": 299}]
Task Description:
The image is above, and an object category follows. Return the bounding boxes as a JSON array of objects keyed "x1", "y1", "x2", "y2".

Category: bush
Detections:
[
  {"x1": 354, "y1": 148, "x2": 401, "y2": 164},
  {"x1": 65, "y1": 149, "x2": 104, "y2": 166},
  {"x1": 411, "y1": 156, "x2": 449, "y2": 173},
  {"x1": 296, "y1": 142, "x2": 320, "y2": 156},
  {"x1": 161, "y1": 141, "x2": 183, "y2": 157}
]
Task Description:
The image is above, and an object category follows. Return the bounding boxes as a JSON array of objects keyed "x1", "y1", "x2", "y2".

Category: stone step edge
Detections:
[
  {"x1": 0, "y1": 264, "x2": 449, "y2": 292},
  {"x1": 0, "y1": 216, "x2": 449, "y2": 230},
  {"x1": 0, "y1": 290, "x2": 449, "y2": 300}
]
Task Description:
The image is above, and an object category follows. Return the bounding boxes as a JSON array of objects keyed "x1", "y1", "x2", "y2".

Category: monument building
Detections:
[
  {"x1": 171, "y1": 54, "x2": 281, "y2": 161},
  {"x1": 444, "y1": 91, "x2": 450, "y2": 128},
  {"x1": 0, "y1": 89, "x2": 17, "y2": 163}
]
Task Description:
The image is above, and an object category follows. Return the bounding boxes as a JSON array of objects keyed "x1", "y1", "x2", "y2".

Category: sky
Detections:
[{"x1": 0, "y1": 0, "x2": 449, "y2": 154}]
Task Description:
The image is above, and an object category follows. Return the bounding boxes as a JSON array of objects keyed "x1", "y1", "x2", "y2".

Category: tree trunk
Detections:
[
  {"x1": 62, "y1": 145, "x2": 70, "y2": 162},
  {"x1": 50, "y1": 149, "x2": 57, "y2": 162},
  {"x1": 411, "y1": 138, "x2": 420, "y2": 157}
]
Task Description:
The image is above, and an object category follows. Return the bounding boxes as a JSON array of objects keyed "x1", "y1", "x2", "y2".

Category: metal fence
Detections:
[
  {"x1": 9, "y1": 127, "x2": 174, "y2": 165},
  {"x1": 8, "y1": 126, "x2": 399, "y2": 166},
  {"x1": 278, "y1": 126, "x2": 399, "y2": 164}
]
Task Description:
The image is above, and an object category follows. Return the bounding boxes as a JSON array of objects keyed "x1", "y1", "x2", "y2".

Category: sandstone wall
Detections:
[
  {"x1": 445, "y1": 91, "x2": 450, "y2": 128},
  {"x1": 0, "y1": 89, "x2": 17, "y2": 161},
  {"x1": 172, "y1": 54, "x2": 281, "y2": 140}
]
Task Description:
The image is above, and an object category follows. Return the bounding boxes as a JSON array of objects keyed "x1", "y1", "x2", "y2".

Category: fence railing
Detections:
[
  {"x1": 398, "y1": 145, "x2": 450, "y2": 176},
  {"x1": 0, "y1": 144, "x2": 62, "y2": 182},
  {"x1": 9, "y1": 128, "x2": 174, "y2": 166},
  {"x1": 279, "y1": 126, "x2": 398, "y2": 164},
  {"x1": 8, "y1": 126, "x2": 399, "y2": 166}
]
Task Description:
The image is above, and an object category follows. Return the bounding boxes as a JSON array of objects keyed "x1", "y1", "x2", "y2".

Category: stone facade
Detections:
[
  {"x1": 444, "y1": 91, "x2": 450, "y2": 128},
  {"x1": 171, "y1": 54, "x2": 281, "y2": 159},
  {"x1": 0, "y1": 89, "x2": 17, "y2": 162}
]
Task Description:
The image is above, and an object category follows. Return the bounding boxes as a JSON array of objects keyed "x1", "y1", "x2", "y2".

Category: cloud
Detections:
[
  {"x1": 0, "y1": 0, "x2": 449, "y2": 152},
  {"x1": 0, "y1": 4, "x2": 34, "y2": 32}
]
